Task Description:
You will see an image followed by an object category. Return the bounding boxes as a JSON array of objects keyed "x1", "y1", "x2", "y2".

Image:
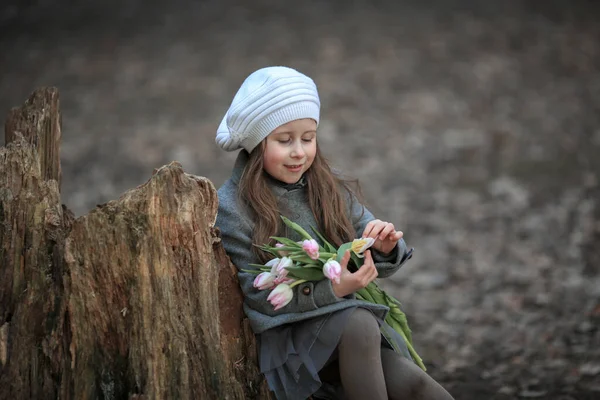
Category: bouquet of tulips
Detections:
[{"x1": 244, "y1": 216, "x2": 426, "y2": 371}]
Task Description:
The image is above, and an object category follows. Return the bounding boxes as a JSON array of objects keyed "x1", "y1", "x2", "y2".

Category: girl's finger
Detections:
[
  {"x1": 361, "y1": 220, "x2": 376, "y2": 238},
  {"x1": 364, "y1": 250, "x2": 374, "y2": 265},
  {"x1": 371, "y1": 221, "x2": 387, "y2": 238},
  {"x1": 364, "y1": 264, "x2": 378, "y2": 285},
  {"x1": 362, "y1": 219, "x2": 382, "y2": 238},
  {"x1": 355, "y1": 260, "x2": 371, "y2": 277},
  {"x1": 353, "y1": 268, "x2": 369, "y2": 287},
  {"x1": 378, "y1": 223, "x2": 395, "y2": 241},
  {"x1": 369, "y1": 267, "x2": 378, "y2": 282},
  {"x1": 340, "y1": 250, "x2": 351, "y2": 270},
  {"x1": 359, "y1": 263, "x2": 376, "y2": 286},
  {"x1": 354, "y1": 262, "x2": 375, "y2": 284}
]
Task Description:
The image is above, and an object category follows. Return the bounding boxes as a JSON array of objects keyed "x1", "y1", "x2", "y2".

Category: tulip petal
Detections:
[
  {"x1": 267, "y1": 283, "x2": 293, "y2": 310},
  {"x1": 351, "y1": 238, "x2": 376, "y2": 257}
]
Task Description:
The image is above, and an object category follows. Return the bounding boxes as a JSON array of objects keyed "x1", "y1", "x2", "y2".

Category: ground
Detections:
[{"x1": 1, "y1": 1, "x2": 599, "y2": 399}]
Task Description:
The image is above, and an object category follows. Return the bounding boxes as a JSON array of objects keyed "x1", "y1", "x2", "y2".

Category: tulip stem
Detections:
[{"x1": 289, "y1": 279, "x2": 307, "y2": 289}]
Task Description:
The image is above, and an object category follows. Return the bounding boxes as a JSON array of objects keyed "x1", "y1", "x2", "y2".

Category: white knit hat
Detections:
[{"x1": 216, "y1": 66, "x2": 320, "y2": 152}]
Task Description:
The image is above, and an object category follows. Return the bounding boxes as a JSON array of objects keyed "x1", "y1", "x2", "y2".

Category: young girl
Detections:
[{"x1": 215, "y1": 66, "x2": 454, "y2": 400}]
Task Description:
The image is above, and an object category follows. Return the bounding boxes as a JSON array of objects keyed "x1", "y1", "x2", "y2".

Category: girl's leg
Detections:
[
  {"x1": 381, "y1": 348, "x2": 455, "y2": 400},
  {"x1": 337, "y1": 308, "x2": 387, "y2": 400}
]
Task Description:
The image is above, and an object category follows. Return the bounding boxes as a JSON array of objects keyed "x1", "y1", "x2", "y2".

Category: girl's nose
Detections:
[{"x1": 291, "y1": 142, "x2": 305, "y2": 158}]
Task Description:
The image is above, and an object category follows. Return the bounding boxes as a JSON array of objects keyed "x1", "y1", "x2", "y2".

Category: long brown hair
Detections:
[{"x1": 238, "y1": 144, "x2": 362, "y2": 263}]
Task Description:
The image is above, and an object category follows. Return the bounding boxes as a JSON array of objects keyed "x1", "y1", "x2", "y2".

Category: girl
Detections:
[{"x1": 215, "y1": 66, "x2": 454, "y2": 400}]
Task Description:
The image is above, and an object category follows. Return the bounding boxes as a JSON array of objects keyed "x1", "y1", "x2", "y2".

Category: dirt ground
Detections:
[{"x1": 1, "y1": 1, "x2": 599, "y2": 399}]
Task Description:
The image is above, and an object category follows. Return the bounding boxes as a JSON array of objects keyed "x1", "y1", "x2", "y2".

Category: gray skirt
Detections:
[{"x1": 259, "y1": 306, "x2": 412, "y2": 400}]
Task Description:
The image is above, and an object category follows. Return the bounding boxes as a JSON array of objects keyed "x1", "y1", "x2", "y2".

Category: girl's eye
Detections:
[
  {"x1": 277, "y1": 139, "x2": 291, "y2": 144},
  {"x1": 302, "y1": 137, "x2": 314, "y2": 143}
]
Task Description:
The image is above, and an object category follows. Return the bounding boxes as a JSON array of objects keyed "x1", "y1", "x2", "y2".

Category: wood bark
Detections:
[{"x1": 0, "y1": 88, "x2": 272, "y2": 399}]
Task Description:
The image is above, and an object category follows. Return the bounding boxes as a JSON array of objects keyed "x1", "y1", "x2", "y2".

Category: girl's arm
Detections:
[{"x1": 349, "y1": 196, "x2": 412, "y2": 278}]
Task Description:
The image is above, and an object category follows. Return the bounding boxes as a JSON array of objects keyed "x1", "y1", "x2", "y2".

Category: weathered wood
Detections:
[
  {"x1": 0, "y1": 88, "x2": 271, "y2": 399},
  {"x1": 0, "y1": 88, "x2": 67, "y2": 400},
  {"x1": 4, "y1": 87, "x2": 61, "y2": 188}
]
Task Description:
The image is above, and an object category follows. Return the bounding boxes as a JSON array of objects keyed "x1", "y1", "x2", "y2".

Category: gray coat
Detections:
[{"x1": 215, "y1": 151, "x2": 412, "y2": 334}]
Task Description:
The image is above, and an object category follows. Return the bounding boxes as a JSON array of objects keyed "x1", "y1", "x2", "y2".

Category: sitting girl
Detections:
[{"x1": 215, "y1": 66, "x2": 454, "y2": 400}]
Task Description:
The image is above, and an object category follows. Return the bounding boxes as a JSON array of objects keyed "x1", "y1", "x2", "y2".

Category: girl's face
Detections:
[{"x1": 263, "y1": 118, "x2": 317, "y2": 184}]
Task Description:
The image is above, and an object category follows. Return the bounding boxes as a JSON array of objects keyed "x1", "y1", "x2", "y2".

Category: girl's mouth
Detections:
[{"x1": 285, "y1": 164, "x2": 303, "y2": 172}]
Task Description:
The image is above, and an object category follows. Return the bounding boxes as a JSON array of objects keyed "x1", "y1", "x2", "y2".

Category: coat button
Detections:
[{"x1": 302, "y1": 286, "x2": 311, "y2": 295}]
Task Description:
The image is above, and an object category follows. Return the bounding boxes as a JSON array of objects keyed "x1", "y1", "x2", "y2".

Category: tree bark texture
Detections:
[{"x1": 0, "y1": 88, "x2": 271, "y2": 399}]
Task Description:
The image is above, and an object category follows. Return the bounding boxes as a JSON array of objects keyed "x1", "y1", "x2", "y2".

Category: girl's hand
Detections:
[
  {"x1": 332, "y1": 250, "x2": 378, "y2": 298},
  {"x1": 362, "y1": 219, "x2": 403, "y2": 255}
]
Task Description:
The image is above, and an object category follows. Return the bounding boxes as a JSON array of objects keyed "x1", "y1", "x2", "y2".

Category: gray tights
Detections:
[{"x1": 319, "y1": 308, "x2": 455, "y2": 400}]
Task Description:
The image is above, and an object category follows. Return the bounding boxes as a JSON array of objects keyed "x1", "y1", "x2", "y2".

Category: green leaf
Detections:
[
  {"x1": 284, "y1": 266, "x2": 325, "y2": 281},
  {"x1": 386, "y1": 316, "x2": 425, "y2": 371},
  {"x1": 366, "y1": 283, "x2": 386, "y2": 304},
  {"x1": 388, "y1": 307, "x2": 413, "y2": 345},
  {"x1": 255, "y1": 244, "x2": 280, "y2": 257},
  {"x1": 380, "y1": 325, "x2": 405, "y2": 355},
  {"x1": 350, "y1": 252, "x2": 363, "y2": 269},
  {"x1": 280, "y1": 216, "x2": 313, "y2": 240},
  {"x1": 289, "y1": 254, "x2": 320, "y2": 265},
  {"x1": 240, "y1": 268, "x2": 262, "y2": 275},
  {"x1": 318, "y1": 256, "x2": 333, "y2": 264},
  {"x1": 271, "y1": 246, "x2": 300, "y2": 252},
  {"x1": 247, "y1": 263, "x2": 273, "y2": 271},
  {"x1": 289, "y1": 249, "x2": 309, "y2": 257},
  {"x1": 311, "y1": 226, "x2": 337, "y2": 253},
  {"x1": 356, "y1": 287, "x2": 376, "y2": 303},
  {"x1": 365, "y1": 283, "x2": 412, "y2": 345},
  {"x1": 270, "y1": 236, "x2": 301, "y2": 247},
  {"x1": 291, "y1": 263, "x2": 323, "y2": 271},
  {"x1": 336, "y1": 243, "x2": 352, "y2": 263}
]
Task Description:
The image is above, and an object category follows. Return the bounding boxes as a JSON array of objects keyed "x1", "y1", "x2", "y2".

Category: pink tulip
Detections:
[
  {"x1": 323, "y1": 259, "x2": 342, "y2": 284},
  {"x1": 274, "y1": 276, "x2": 296, "y2": 285},
  {"x1": 272, "y1": 257, "x2": 294, "y2": 285},
  {"x1": 267, "y1": 284, "x2": 293, "y2": 310},
  {"x1": 253, "y1": 272, "x2": 276, "y2": 290},
  {"x1": 275, "y1": 257, "x2": 293, "y2": 276},
  {"x1": 302, "y1": 239, "x2": 320, "y2": 260},
  {"x1": 265, "y1": 258, "x2": 281, "y2": 273}
]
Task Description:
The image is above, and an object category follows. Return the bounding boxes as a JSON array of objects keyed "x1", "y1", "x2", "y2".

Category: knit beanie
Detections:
[{"x1": 215, "y1": 66, "x2": 321, "y2": 152}]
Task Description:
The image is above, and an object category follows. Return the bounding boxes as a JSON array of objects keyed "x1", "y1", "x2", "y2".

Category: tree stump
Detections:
[{"x1": 0, "y1": 88, "x2": 272, "y2": 399}]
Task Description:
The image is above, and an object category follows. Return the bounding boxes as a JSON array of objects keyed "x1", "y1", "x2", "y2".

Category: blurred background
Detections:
[{"x1": 1, "y1": 0, "x2": 599, "y2": 398}]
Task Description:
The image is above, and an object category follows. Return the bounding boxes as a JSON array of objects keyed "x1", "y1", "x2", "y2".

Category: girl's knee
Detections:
[
  {"x1": 341, "y1": 308, "x2": 380, "y2": 344},
  {"x1": 382, "y1": 349, "x2": 453, "y2": 400}
]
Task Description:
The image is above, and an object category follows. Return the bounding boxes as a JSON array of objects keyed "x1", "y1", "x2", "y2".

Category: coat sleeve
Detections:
[
  {"x1": 348, "y1": 193, "x2": 413, "y2": 278},
  {"x1": 216, "y1": 186, "x2": 349, "y2": 317}
]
